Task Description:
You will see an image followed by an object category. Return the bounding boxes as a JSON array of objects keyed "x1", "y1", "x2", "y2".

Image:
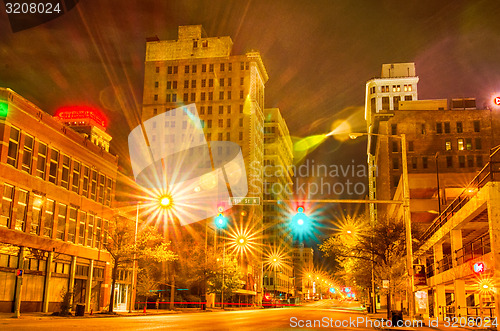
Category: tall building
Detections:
[
  {"x1": 292, "y1": 244, "x2": 314, "y2": 300},
  {"x1": 0, "y1": 88, "x2": 127, "y2": 313},
  {"x1": 262, "y1": 108, "x2": 294, "y2": 300},
  {"x1": 141, "y1": 25, "x2": 268, "y2": 304}
]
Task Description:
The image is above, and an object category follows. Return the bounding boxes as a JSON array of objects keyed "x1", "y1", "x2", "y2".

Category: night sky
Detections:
[{"x1": 1, "y1": 0, "x2": 500, "y2": 240}]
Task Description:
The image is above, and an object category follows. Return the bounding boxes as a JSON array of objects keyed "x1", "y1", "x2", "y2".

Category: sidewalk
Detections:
[{"x1": 366, "y1": 310, "x2": 495, "y2": 331}]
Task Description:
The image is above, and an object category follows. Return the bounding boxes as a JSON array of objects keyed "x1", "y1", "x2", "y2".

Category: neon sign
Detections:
[
  {"x1": 55, "y1": 106, "x2": 107, "y2": 128},
  {"x1": 473, "y1": 262, "x2": 485, "y2": 274},
  {"x1": 495, "y1": 97, "x2": 500, "y2": 106}
]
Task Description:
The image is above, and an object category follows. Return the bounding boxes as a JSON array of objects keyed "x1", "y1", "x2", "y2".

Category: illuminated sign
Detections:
[
  {"x1": 495, "y1": 97, "x2": 500, "y2": 106},
  {"x1": 55, "y1": 106, "x2": 107, "y2": 128},
  {"x1": 473, "y1": 262, "x2": 485, "y2": 274},
  {"x1": 0, "y1": 102, "x2": 8, "y2": 118}
]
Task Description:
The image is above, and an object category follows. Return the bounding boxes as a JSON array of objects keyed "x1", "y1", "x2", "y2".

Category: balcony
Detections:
[
  {"x1": 436, "y1": 254, "x2": 452, "y2": 274},
  {"x1": 455, "y1": 233, "x2": 491, "y2": 266},
  {"x1": 420, "y1": 148, "x2": 500, "y2": 243}
]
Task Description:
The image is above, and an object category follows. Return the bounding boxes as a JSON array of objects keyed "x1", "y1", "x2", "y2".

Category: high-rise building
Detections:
[
  {"x1": 262, "y1": 108, "x2": 294, "y2": 300},
  {"x1": 141, "y1": 25, "x2": 268, "y2": 304},
  {"x1": 0, "y1": 88, "x2": 127, "y2": 313},
  {"x1": 292, "y1": 244, "x2": 314, "y2": 300}
]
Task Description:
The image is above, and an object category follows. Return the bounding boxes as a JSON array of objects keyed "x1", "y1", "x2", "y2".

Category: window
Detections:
[
  {"x1": 105, "y1": 178, "x2": 112, "y2": 207},
  {"x1": 240, "y1": 77, "x2": 244, "y2": 85},
  {"x1": 192, "y1": 65, "x2": 197, "y2": 73},
  {"x1": 459, "y1": 155, "x2": 465, "y2": 168},
  {"x1": 475, "y1": 138, "x2": 482, "y2": 150},
  {"x1": 240, "y1": 62, "x2": 244, "y2": 70},
  {"x1": 184, "y1": 80, "x2": 189, "y2": 89},
  {"x1": 446, "y1": 156, "x2": 453, "y2": 168},
  {"x1": 227, "y1": 91, "x2": 231, "y2": 100},
  {"x1": 68, "y1": 207, "x2": 77, "y2": 243},
  {"x1": 153, "y1": 94, "x2": 158, "y2": 101},
  {"x1": 219, "y1": 106, "x2": 224, "y2": 115},
  {"x1": 79, "y1": 211, "x2": 86, "y2": 245},
  {"x1": 393, "y1": 96, "x2": 400, "y2": 110},
  {"x1": 44, "y1": 199, "x2": 55, "y2": 237},
  {"x1": 391, "y1": 124, "x2": 397, "y2": 135},
  {"x1": 167, "y1": 81, "x2": 172, "y2": 89},
  {"x1": 445, "y1": 140, "x2": 452, "y2": 151},
  {"x1": 228, "y1": 63, "x2": 232, "y2": 71},
  {"x1": 173, "y1": 66, "x2": 178, "y2": 74},
  {"x1": 209, "y1": 64, "x2": 214, "y2": 72},
  {"x1": 239, "y1": 132, "x2": 243, "y2": 140},
  {"x1": 228, "y1": 77, "x2": 232, "y2": 87},
  {"x1": 208, "y1": 92, "x2": 213, "y2": 101},
  {"x1": 220, "y1": 63, "x2": 225, "y2": 71},
  {"x1": 457, "y1": 138, "x2": 464, "y2": 151},
  {"x1": 36, "y1": 142, "x2": 47, "y2": 179},
  {"x1": 7, "y1": 127, "x2": 20, "y2": 167},
  {"x1": 226, "y1": 132, "x2": 230, "y2": 140},
  {"x1": 404, "y1": 84, "x2": 412, "y2": 92},
  {"x1": 166, "y1": 94, "x2": 171, "y2": 102},
  {"x1": 422, "y1": 157, "x2": 428, "y2": 169},
  {"x1": 15, "y1": 189, "x2": 28, "y2": 232},
  {"x1": 207, "y1": 120, "x2": 212, "y2": 128},
  {"x1": 467, "y1": 156, "x2": 474, "y2": 168},
  {"x1": 201, "y1": 92, "x2": 206, "y2": 101},
  {"x1": 473, "y1": 120, "x2": 480, "y2": 132},
  {"x1": 0, "y1": 184, "x2": 14, "y2": 228},
  {"x1": 172, "y1": 94, "x2": 177, "y2": 102},
  {"x1": 201, "y1": 79, "x2": 206, "y2": 88},
  {"x1": 382, "y1": 97, "x2": 389, "y2": 110},
  {"x1": 444, "y1": 122, "x2": 450, "y2": 133},
  {"x1": 219, "y1": 91, "x2": 224, "y2": 100},
  {"x1": 156, "y1": 66, "x2": 160, "y2": 73},
  {"x1": 22, "y1": 135, "x2": 34, "y2": 173},
  {"x1": 183, "y1": 93, "x2": 188, "y2": 101},
  {"x1": 82, "y1": 166, "x2": 90, "y2": 198},
  {"x1": 239, "y1": 118, "x2": 243, "y2": 127},
  {"x1": 48, "y1": 149, "x2": 59, "y2": 184},
  {"x1": 185, "y1": 65, "x2": 189, "y2": 74},
  {"x1": 172, "y1": 81, "x2": 177, "y2": 89},
  {"x1": 220, "y1": 78, "x2": 224, "y2": 87},
  {"x1": 98, "y1": 174, "x2": 105, "y2": 204},
  {"x1": 202, "y1": 64, "x2": 207, "y2": 72},
  {"x1": 208, "y1": 106, "x2": 212, "y2": 115},
  {"x1": 240, "y1": 90, "x2": 244, "y2": 99},
  {"x1": 465, "y1": 138, "x2": 472, "y2": 150},
  {"x1": 87, "y1": 214, "x2": 94, "y2": 247},
  {"x1": 421, "y1": 124, "x2": 426, "y2": 135},
  {"x1": 392, "y1": 158, "x2": 399, "y2": 170},
  {"x1": 436, "y1": 123, "x2": 443, "y2": 134},
  {"x1": 61, "y1": 155, "x2": 70, "y2": 189},
  {"x1": 200, "y1": 106, "x2": 205, "y2": 115},
  {"x1": 393, "y1": 176, "x2": 400, "y2": 188},
  {"x1": 411, "y1": 157, "x2": 417, "y2": 169},
  {"x1": 95, "y1": 217, "x2": 102, "y2": 248},
  {"x1": 405, "y1": 95, "x2": 413, "y2": 101},
  {"x1": 218, "y1": 133, "x2": 223, "y2": 140},
  {"x1": 392, "y1": 141, "x2": 398, "y2": 153},
  {"x1": 191, "y1": 79, "x2": 196, "y2": 89},
  {"x1": 90, "y1": 170, "x2": 98, "y2": 201},
  {"x1": 218, "y1": 119, "x2": 223, "y2": 128},
  {"x1": 72, "y1": 161, "x2": 81, "y2": 193},
  {"x1": 227, "y1": 105, "x2": 231, "y2": 114},
  {"x1": 456, "y1": 122, "x2": 463, "y2": 133},
  {"x1": 227, "y1": 118, "x2": 231, "y2": 127},
  {"x1": 103, "y1": 219, "x2": 109, "y2": 245},
  {"x1": 167, "y1": 66, "x2": 172, "y2": 74},
  {"x1": 154, "y1": 81, "x2": 158, "y2": 88},
  {"x1": 408, "y1": 141, "x2": 414, "y2": 152},
  {"x1": 31, "y1": 194, "x2": 43, "y2": 235},
  {"x1": 57, "y1": 203, "x2": 67, "y2": 240}
]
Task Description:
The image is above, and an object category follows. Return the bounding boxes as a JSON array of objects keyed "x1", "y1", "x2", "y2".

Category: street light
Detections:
[{"x1": 350, "y1": 132, "x2": 415, "y2": 319}]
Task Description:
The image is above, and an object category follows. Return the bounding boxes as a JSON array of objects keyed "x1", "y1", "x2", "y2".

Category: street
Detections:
[{"x1": 0, "y1": 300, "x2": 472, "y2": 331}]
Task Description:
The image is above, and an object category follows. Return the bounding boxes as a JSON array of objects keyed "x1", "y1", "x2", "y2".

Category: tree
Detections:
[
  {"x1": 206, "y1": 252, "x2": 243, "y2": 302},
  {"x1": 104, "y1": 216, "x2": 177, "y2": 313},
  {"x1": 320, "y1": 215, "x2": 408, "y2": 313}
]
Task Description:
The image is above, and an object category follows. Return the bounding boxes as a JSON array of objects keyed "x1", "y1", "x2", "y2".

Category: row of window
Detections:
[
  {"x1": 157, "y1": 77, "x2": 245, "y2": 90},
  {"x1": 157, "y1": 62, "x2": 250, "y2": 75},
  {"x1": 157, "y1": 90, "x2": 246, "y2": 103},
  {"x1": 152, "y1": 104, "x2": 245, "y2": 116},
  {"x1": 370, "y1": 85, "x2": 413, "y2": 94},
  {"x1": 392, "y1": 155, "x2": 484, "y2": 171},
  {"x1": 390, "y1": 121, "x2": 482, "y2": 136},
  {"x1": 392, "y1": 138, "x2": 483, "y2": 153},
  {"x1": 0, "y1": 184, "x2": 109, "y2": 247},
  {"x1": 6, "y1": 127, "x2": 113, "y2": 207}
]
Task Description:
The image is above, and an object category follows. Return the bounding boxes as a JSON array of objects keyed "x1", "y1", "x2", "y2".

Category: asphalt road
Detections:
[{"x1": 0, "y1": 300, "x2": 471, "y2": 331}]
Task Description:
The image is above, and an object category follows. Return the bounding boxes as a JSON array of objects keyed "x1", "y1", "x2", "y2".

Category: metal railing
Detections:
[
  {"x1": 436, "y1": 254, "x2": 453, "y2": 274},
  {"x1": 420, "y1": 147, "x2": 500, "y2": 243},
  {"x1": 455, "y1": 234, "x2": 491, "y2": 266}
]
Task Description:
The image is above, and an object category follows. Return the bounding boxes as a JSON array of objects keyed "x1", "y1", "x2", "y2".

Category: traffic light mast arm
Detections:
[{"x1": 263, "y1": 199, "x2": 403, "y2": 204}]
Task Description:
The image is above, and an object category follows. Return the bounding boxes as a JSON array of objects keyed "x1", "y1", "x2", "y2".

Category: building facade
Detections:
[
  {"x1": 262, "y1": 108, "x2": 294, "y2": 301},
  {"x1": 292, "y1": 244, "x2": 314, "y2": 300},
  {"x1": 0, "y1": 88, "x2": 127, "y2": 313},
  {"x1": 141, "y1": 25, "x2": 268, "y2": 304}
]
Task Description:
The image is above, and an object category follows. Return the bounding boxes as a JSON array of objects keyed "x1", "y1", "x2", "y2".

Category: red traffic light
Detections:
[{"x1": 297, "y1": 206, "x2": 304, "y2": 213}]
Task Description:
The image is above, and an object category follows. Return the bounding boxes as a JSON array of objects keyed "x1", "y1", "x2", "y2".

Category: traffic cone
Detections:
[{"x1": 143, "y1": 305, "x2": 146, "y2": 313}]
